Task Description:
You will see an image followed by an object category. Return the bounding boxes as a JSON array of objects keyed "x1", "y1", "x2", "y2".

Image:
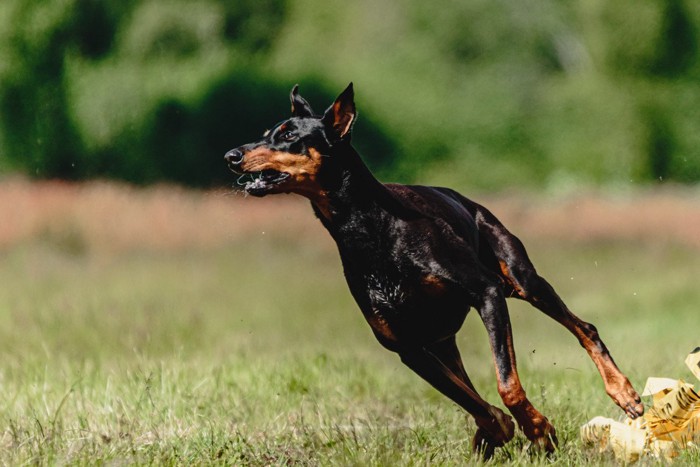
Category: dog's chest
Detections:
[
  {"x1": 337, "y1": 218, "x2": 453, "y2": 317},
  {"x1": 365, "y1": 272, "x2": 407, "y2": 312}
]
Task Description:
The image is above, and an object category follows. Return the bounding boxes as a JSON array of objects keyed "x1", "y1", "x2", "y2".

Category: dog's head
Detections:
[{"x1": 225, "y1": 83, "x2": 356, "y2": 198}]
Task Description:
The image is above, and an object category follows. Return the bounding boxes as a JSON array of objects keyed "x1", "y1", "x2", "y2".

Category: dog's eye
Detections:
[{"x1": 279, "y1": 131, "x2": 296, "y2": 142}]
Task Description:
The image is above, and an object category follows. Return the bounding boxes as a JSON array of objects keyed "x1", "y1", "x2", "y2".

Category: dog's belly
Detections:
[{"x1": 353, "y1": 272, "x2": 470, "y2": 351}]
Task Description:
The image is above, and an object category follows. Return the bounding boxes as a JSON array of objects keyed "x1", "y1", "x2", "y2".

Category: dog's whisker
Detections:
[
  {"x1": 223, "y1": 187, "x2": 239, "y2": 197},
  {"x1": 236, "y1": 173, "x2": 252, "y2": 186}
]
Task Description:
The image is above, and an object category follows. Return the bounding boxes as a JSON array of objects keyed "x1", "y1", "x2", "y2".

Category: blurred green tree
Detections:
[
  {"x1": 0, "y1": 0, "x2": 398, "y2": 186},
  {"x1": 0, "y1": 1, "x2": 84, "y2": 178},
  {"x1": 0, "y1": 0, "x2": 697, "y2": 189}
]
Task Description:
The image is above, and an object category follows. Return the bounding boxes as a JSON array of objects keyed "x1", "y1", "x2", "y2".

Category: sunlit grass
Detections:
[{"x1": 1, "y1": 182, "x2": 698, "y2": 464}]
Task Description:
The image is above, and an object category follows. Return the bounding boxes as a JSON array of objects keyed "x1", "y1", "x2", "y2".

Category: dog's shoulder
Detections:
[
  {"x1": 384, "y1": 183, "x2": 479, "y2": 244},
  {"x1": 384, "y1": 183, "x2": 474, "y2": 220}
]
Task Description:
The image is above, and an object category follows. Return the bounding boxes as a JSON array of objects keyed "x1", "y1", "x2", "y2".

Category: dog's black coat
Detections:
[{"x1": 225, "y1": 84, "x2": 643, "y2": 458}]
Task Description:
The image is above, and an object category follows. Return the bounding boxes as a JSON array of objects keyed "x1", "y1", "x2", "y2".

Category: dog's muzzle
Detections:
[{"x1": 224, "y1": 147, "x2": 290, "y2": 196}]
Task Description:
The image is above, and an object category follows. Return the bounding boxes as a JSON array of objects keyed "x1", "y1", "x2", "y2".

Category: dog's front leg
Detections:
[
  {"x1": 475, "y1": 284, "x2": 558, "y2": 453},
  {"x1": 399, "y1": 345, "x2": 515, "y2": 459}
]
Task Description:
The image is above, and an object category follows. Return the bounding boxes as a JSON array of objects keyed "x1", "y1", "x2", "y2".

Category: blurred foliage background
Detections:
[{"x1": 0, "y1": 0, "x2": 698, "y2": 191}]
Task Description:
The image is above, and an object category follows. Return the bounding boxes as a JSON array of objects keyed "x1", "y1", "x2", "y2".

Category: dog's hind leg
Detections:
[
  {"x1": 474, "y1": 206, "x2": 644, "y2": 419},
  {"x1": 475, "y1": 282, "x2": 558, "y2": 453},
  {"x1": 399, "y1": 340, "x2": 515, "y2": 459},
  {"x1": 427, "y1": 336, "x2": 476, "y2": 390}
]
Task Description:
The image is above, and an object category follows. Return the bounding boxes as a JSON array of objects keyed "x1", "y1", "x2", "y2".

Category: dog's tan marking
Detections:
[
  {"x1": 241, "y1": 146, "x2": 332, "y2": 219},
  {"x1": 365, "y1": 313, "x2": 400, "y2": 350},
  {"x1": 421, "y1": 274, "x2": 447, "y2": 296},
  {"x1": 498, "y1": 261, "x2": 526, "y2": 297}
]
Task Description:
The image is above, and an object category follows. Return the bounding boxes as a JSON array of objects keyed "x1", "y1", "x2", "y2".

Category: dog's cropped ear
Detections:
[
  {"x1": 322, "y1": 83, "x2": 356, "y2": 141},
  {"x1": 290, "y1": 85, "x2": 315, "y2": 117}
]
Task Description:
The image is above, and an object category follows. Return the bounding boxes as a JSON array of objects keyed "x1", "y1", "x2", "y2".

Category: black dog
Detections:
[{"x1": 225, "y1": 84, "x2": 643, "y2": 458}]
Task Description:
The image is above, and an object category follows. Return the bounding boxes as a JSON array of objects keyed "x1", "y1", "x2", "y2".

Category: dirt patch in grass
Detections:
[
  {"x1": 0, "y1": 178, "x2": 319, "y2": 253},
  {"x1": 1, "y1": 177, "x2": 698, "y2": 252},
  {"x1": 488, "y1": 189, "x2": 700, "y2": 249}
]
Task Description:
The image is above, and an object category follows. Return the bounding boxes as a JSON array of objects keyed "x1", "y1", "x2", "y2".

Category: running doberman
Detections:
[{"x1": 224, "y1": 84, "x2": 643, "y2": 458}]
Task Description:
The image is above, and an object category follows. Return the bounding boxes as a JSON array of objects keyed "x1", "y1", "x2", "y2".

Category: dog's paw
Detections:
[
  {"x1": 608, "y1": 378, "x2": 644, "y2": 419},
  {"x1": 530, "y1": 420, "x2": 558, "y2": 454},
  {"x1": 471, "y1": 407, "x2": 515, "y2": 460}
]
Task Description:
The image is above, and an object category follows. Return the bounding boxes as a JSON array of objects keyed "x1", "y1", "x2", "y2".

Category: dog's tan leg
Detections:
[
  {"x1": 526, "y1": 283, "x2": 643, "y2": 419},
  {"x1": 474, "y1": 205, "x2": 644, "y2": 419},
  {"x1": 476, "y1": 284, "x2": 558, "y2": 453},
  {"x1": 498, "y1": 256, "x2": 643, "y2": 418}
]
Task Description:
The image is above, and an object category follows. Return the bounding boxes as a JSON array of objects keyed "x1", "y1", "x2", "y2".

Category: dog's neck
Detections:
[{"x1": 310, "y1": 143, "x2": 404, "y2": 236}]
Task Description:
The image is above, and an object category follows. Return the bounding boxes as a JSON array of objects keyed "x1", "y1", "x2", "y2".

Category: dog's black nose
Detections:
[{"x1": 224, "y1": 148, "x2": 244, "y2": 165}]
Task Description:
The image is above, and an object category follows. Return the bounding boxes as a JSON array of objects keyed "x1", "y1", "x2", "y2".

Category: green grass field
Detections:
[{"x1": 1, "y1": 183, "x2": 699, "y2": 465}]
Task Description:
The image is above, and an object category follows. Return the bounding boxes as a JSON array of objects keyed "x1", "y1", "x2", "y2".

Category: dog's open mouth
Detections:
[{"x1": 236, "y1": 169, "x2": 290, "y2": 196}]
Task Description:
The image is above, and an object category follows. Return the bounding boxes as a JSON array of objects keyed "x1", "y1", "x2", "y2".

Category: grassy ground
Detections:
[{"x1": 1, "y1": 180, "x2": 699, "y2": 465}]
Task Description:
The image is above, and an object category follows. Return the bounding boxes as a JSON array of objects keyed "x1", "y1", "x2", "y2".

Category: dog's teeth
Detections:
[{"x1": 245, "y1": 176, "x2": 266, "y2": 190}]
